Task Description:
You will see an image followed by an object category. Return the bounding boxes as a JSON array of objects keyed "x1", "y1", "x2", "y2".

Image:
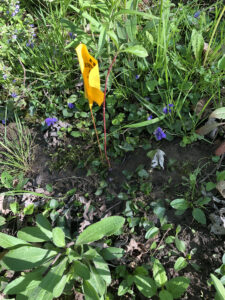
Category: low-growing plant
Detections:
[
  {"x1": 116, "y1": 259, "x2": 190, "y2": 299},
  {"x1": 0, "y1": 214, "x2": 125, "y2": 299},
  {"x1": 170, "y1": 167, "x2": 211, "y2": 225}
]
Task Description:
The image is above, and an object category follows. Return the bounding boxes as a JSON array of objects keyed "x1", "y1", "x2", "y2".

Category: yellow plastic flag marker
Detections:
[{"x1": 76, "y1": 44, "x2": 104, "y2": 109}]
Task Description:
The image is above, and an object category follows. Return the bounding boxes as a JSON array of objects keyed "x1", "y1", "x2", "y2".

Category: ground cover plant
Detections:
[{"x1": 0, "y1": 0, "x2": 225, "y2": 299}]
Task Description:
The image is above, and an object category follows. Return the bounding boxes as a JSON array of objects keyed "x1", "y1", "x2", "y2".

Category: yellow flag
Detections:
[{"x1": 76, "y1": 44, "x2": 104, "y2": 108}]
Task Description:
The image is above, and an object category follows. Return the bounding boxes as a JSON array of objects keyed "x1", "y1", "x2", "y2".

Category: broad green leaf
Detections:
[
  {"x1": 52, "y1": 227, "x2": 66, "y2": 248},
  {"x1": 123, "y1": 45, "x2": 148, "y2": 58},
  {"x1": 192, "y1": 208, "x2": 206, "y2": 225},
  {"x1": 134, "y1": 274, "x2": 157, "y2": 297},
  {"x1": 115, "y1": 9, "x2": 159, "y2": 20},
  {"x1": 175, "y1": 236, "x2": 186, "y2": 253},
  {"x1": 82, "y1": 11, "x2": 100, "y2": 30},
  {"x1": 93, "y1": 254, "x2": 111, "y2": 285},
  {"x1": 218, "y1": 55, "x2": 225, "y2": 70},
  {"x1": 159, "y1": 290, "x2": 173, "y2": 300},
  {"x1": 165, "y1": 236, "x2": 175, "y2": 244},
  {"x1": 100, "y1": 247, "x2": 124, "y2": 260},
  {"x1": 2, "y1": 246, "x2": 57, "y2": 271},
  {"x1": 145, "y1": 227, "x2": 159, "y2": 239},
  {"x1": 0, "y1": 216, "x2": 6, "y2": 226},
  {"x1": 53, "y1": 274, "x2": 68, "y2": 298},
  {"x1": 97, "y1": 24, "x2": 107, "y2": 56},
  {"x1": 118, "y1": 279, "x2": 133, "y2": 296},
  {"x1": 4, "y1": 264, "x2": 49, "y2": 295},
  {"x1": 73, "y1": 260, "x2": 90, "y2": 280},
  {"x1": 76, "y1": 216, "x2": 125, "y2": 245},
  {"x1": 153, "y1": 259, "x2": 167, "y2": 287},
  {"x1": 30, "y1": 257, "x2": 68, "y2": 300},
  {"x1": 209, "y1": 107, "x2": 225, "y2": 119},
  {"x1": 170, "y1": 199, "x2": 189, "y2": 210},
  {"x1": 191, "y1": 29, "x2": 204, "y2": 62},
  {"x1": 107, "y1": 30, "x2": 119, "y2": 48},
  {"x1": 125, "y1": 115, "x2": 165, "y2": 128},
  {"x1": 166, "y1": 277, "x2": 190, "y2": 299},
  {"x1": 174, "y1": 257, "x2": 188, "y2": 271},
  {"x1": 83, "y1": 281, "x2": 100, "y2": 300},
  {"x1": 88, "y1": 264, "x2": 106, "y2": 296},
  {"x1": 36, "y1": 214, "x2": 52, "y2": 239},
  {"x1": 10, "y1": 202, "x2": 19, "y2": 214},
  {"x1": 125, "y1": 17, "x2": 137, "y2": 42},
  {"x1": 211, "y1": 274, "x2": 225, "y2": 300},
  {"x1": 17, "y1": 227, "x2": 51, "y2": 242},
  {"x1": 0, "y1": 232, "x2": 29, "y2": 248},
  {"x1": 23, "y1": 204, "x2": 34, "y2": 215}
]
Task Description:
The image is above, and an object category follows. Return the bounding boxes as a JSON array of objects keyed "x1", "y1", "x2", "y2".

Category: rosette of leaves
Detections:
[{"x1": 0, "y1": 214, "x2": 125, "y2": 300}]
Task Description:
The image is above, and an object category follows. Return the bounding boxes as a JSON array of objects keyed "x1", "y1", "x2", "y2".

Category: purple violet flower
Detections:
[
  {"x1": 3, "y1": 74, "x2": 7, "y2": 80},
  {"x1": 154, "y1": 127, "x2": 166, "y2": 141},
  {"x1": 11, "y1": 92, "x2": 17, "y2": 98},
  {"x1": 135, "y1": 74, "x2": 140, "y2": 80},
  {"x1": 68, "y1": 103, "x2": 75, "y2": 109},
  {"x1": 194, "y1": 11, "x2": 200, "y2": 18},
  {"x1": 26, "y1": 41, "x2": 34, "y2": 48},
  {"x1": 45, "y1": 117, "x2": 58, "y2": 127},
  {"x1": 163, "y1": 104, "x2": 174, "y2": 114},
  {"x1": 69, "y1": 32, "x2": 76, "y2": 40},
  {"x1": 147, "y1": 115, "x2": 153, "y2": 121}
]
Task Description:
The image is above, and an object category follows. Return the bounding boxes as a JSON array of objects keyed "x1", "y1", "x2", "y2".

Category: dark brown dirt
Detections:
[{"x1": 1, "y1": 123, "x2": 224, "y2": 299}]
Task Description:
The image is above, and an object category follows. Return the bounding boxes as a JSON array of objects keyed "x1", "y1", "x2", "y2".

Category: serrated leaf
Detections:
[
  {"x1": 153, "y1": 259, "x2": 167, "y2": 287},
  {"x1": 123, "y1": 45, "x2": 148, "y2": 57},
  {"x1": 134, "y1": 274, "x2": 157, "y2": 297},
  {"x1": 211, "y1": 274, "x2": 225, "y2": 300},
  {"x1": 170, "y1": 199, "x2": 189, "y2": 210},
  {"x1": 73, "y1": 260, "x2": 90, "y2": 280},
  {"x1": 52, "y1": 227, "x2": 66, "y2": 247},
  {"x1": 192, "y1": 208, "x2": 206, "y2": 225},
  {"x1": 159, "y1": 290, "x2": 173, "y2": 300},
  {"x1": 209, "y1": 107, "x2": 225, "y2": 119},
  {"x1": 83, "y1": 281, "x2": 100, "y2": 300},
  {"x1": 218, "y1": 55, "x2": 225, "y2": 70},
  {"x1": 191, "y1": 29, "x2": 204, "y2": 61},
  {"x1": 76, "y1": 216, "x2": 125, "y2": 245},
  {"x1": 166, "y1": 277, "x2": 190, "y2": 299},
  {"x1": 175, "y1": 236, "x2": 186, "y2": 253},
  {"x1": 174, "y1": 257, "x2": 188, "y2": 271},
  {"x1": 17, "y1": 227, "x2": 51, "y2": 242},
  {"x1": 145, "y1": 227, "x2": 159, "y2": 239},
  {"x1": 2, "y1": 246, "x2": 57, "y2": 271},
  {"x1": 0, "y1": 232, "x2": 29, "y2": 249}
]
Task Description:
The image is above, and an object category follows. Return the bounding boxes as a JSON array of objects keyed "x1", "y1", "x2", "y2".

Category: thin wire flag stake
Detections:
[
  {"x1": 89, "y1": 104, "x2": 103, "y2": 161},
  {"x1": 75, "y1": 44, "x2": 107, "y2": 165}
]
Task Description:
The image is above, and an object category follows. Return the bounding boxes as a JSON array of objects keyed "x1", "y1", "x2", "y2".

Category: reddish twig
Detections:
[
  {"x1": 103, "y1": 53, "x2": 118, "y2": 169},
  {"x1": 90, "y1": 105, "x2": 104, "y2": 161}
]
